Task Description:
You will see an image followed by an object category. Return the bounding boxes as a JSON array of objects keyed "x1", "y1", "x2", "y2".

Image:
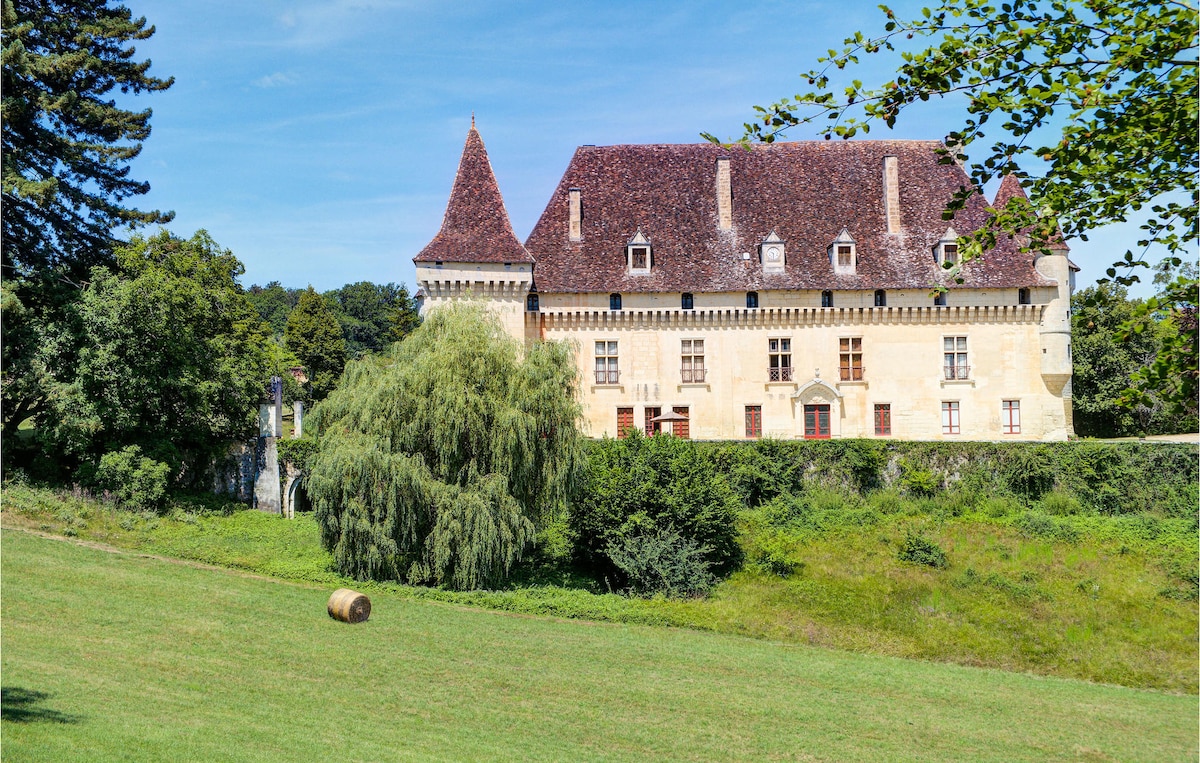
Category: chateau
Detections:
[{"x1": 414, "y1": 123, "x2": 1076, "y2": 441}]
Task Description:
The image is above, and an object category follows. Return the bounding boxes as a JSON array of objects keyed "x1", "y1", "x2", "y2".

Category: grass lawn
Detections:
[
  {"x1": 2, "y1": 529, "x2": 1197, "y2": 762},
  {"x1": 3, "y1": 483, "x2": 1196, "y2": 693}
]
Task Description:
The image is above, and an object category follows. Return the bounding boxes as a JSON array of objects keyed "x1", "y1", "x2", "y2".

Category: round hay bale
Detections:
[{"x1": 327, "y1": 588, "x2": 371, "y2": 624}]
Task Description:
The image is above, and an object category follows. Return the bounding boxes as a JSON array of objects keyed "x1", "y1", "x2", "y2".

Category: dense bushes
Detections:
[
  {"x1": 91, "y1": 446, "x2": 171, "y2": 512},
  {"x1": 571, "y1": 431, "x2": 740, "y2": 595},
  {"x1": 692, "y1": 439, "x2": 1197, "y2": 518}
]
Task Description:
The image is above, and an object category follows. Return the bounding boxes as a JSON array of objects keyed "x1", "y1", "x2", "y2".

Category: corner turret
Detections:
[
  {"x1": 413, "y1": 120, "x2": 533, "y2": 340},
  {"x1": 997, "y1": 175, "x2": 1074, "y2": 438}
]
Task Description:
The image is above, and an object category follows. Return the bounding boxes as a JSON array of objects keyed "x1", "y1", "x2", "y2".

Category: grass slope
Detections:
[
  {"x1": 4, "y1": 483, "x2": 1195, "y2": 692},
  {"x1": 3, "y1": 529, "x2": 1197, "y2": 762}
]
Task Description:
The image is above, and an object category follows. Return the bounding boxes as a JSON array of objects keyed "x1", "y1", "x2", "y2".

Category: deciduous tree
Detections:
[
  {"x1": 38, "y1": 230, "x2": 271, "y2": 478},
  {"x1": 710, "y1": 0, "x2": 1197, "y2": 411},
  {"x1": 323, "y1": 281, "x2": 420, "y2": 357},
  {"x1": 306, "y1": 303, "x2": 584, "y2": 590}
]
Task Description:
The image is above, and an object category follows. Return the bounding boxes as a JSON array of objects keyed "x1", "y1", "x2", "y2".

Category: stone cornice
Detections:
[
  {"x1": 419, "y1": 278, "x2": 531, "y2": 299},
  {"x1": 534, "y1": 304, "x2": 1045, "y2": 330}
]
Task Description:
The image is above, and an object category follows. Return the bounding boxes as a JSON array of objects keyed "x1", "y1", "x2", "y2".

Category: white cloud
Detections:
[{"x1": 253, "y1": 72, "x2": 298, "y2": 88}]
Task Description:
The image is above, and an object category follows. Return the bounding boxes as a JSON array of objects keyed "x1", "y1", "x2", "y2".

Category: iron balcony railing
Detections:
[
  {"x1": 594, "y1": 369, "x2": 621, "y2": 384},
  {"x1": 768, "y1": 366, "x2": 794, "y2": 382},
  {"x1": 944, "y1": 364, "x2": 971, "y2": 380},
  {"x1": 839, "y1": 367, "x2": 866, "y2": 382},
  {"x1": 681, "y1": 367, "x2": 707, "y2": 383}
]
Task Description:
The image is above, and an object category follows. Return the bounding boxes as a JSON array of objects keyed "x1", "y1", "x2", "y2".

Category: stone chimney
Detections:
[
  {"x1": 716, "y1": 157, "x2": 732, "y2": 231},
  {"x1": 569, "y1": 187, "x2": 582, "y2": 241},
  {"x1": 883, "y1": 155, "x2": 901, "y2": 233}
]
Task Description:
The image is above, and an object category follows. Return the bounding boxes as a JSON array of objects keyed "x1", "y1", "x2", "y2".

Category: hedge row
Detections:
[{"x1": 667, "y1": 439, "x2": 1198, "y2": 518}]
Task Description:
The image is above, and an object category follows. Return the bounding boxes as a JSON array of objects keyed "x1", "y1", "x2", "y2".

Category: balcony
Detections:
[
  {"x1": 768, "y1": 366, "x2": 794, "y2": 382},
  {"x1": 594, "y1": 369, "x2": 621, "y2": 385},
  {"x1": 944, "y1": 364, "x2": 971, "y2": 380},
  {"x1": 838, "y1": 366, "x2": 866, "y2": 382},
  {"x1": 681, "y1": 367, "x2": 707, "y2": 383}
]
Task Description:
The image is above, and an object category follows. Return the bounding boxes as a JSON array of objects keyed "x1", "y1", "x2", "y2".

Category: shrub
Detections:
[
  {"x1": 748, "y1": 529, "x2": 803, "y2": 577},
  {"x1": 899, "y1": 459, "x2": 941, "y2": 497},
  {"x1": 1040, "y1": 491, "x2": 1083, "y2": 516},
  {"x1": 605, "y1": 526, "x2": 716, "y2": 598},
  {"x1": 1002, "y1": 444, "x2": 1055, "y2": 501},
  {"x1": 572, "y1": 430, "x2": 741, "y2": 588},
  {"x1": 1016, "y1": 511, "x2": 1081, "y2": 544},
  {"x1": 981, "y1": 495, "x2": 1021, "y2": 518},
  {"x1": 897, "y1": 531, "x2": 949, "y2": 569},
  {"x1": 93, "y1": 446, "x2": 171, "y2": 512}
]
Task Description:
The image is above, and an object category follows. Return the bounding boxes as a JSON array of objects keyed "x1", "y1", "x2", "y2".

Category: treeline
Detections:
[
  {"x1": 1072, "y1": 279, "x2": 1198, "y2": 438},
  {"x1": 2, "y1": 227, "x2": 419, "y2": 499},
  {"x1": 245, "y1": 281, "x2": 419, "y2": 402},
  {"x1": 0, "y1": 2, "x2": 423, "y2": 503}
]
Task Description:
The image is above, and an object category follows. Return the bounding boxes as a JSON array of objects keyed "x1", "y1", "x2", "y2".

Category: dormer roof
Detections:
[{"x1": 414, "y1": 123, "x2": 533, "y2": 264}]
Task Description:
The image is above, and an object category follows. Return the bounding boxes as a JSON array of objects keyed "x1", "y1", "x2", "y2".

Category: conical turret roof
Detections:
[
  {"x1": 414, "y1": 122, "x2": 533, "y2": 263},
  {"x1": 992, "y1": 173, "x2": 1069, "y2": 251},
  {"x1": 992, "y1": 173, "x2": 1029, "y2": 209}
]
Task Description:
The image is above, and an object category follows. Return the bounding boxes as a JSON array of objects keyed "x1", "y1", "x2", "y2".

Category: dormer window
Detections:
[
  {"x1": 627, "y1": 229, "x2": 652, "y2": 274},
  {"x1": 760, "y1": 230, "x2": 785, "y2": 273},
  {"x1": 935, "y1": 227, "x2": 960, "y2": 268},
  {"x1": 829, "y1": 229, "x2": 856, "y2": 275}
]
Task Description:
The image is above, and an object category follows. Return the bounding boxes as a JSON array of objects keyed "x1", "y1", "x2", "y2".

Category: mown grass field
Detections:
[
  {"x1": 3, "y1": 529, "x2": 1197, "y2": 762},
  {"x1": 3, "y1": 482, "x2": 1197, "y2": 694}
]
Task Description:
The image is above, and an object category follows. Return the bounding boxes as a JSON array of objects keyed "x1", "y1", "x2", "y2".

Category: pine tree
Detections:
[
  {"x1": 285, "y1": 287, "x2": 347, "y2": 401},
  {"x1": 2, "y1": 0, "x2": 174, "y2": 276},
  {"x1": 306, "y1": 303, "x2": 584, "y2": 590}
]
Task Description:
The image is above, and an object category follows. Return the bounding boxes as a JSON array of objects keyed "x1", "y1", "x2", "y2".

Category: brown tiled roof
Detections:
[
  {"x1": 525, "y1": 142, "x2": 1053, "y2": 292},
  {"x1": 992, "y1": 173, "x2": 1028, "y2": 209},
  {"x1": 414, "y1": 125, "x2": 533, "y2": 264},
  {"x1": 993, "y1": 173, "x2": 1070, "y2": 252}
]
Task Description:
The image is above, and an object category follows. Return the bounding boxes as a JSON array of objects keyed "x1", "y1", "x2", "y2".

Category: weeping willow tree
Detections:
[{"x1": 306, "y1": 303, "x2": 584, "y2": 590}]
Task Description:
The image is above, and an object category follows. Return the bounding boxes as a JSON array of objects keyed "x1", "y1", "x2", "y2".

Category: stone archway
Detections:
[
  {"x1": 282, "y1": 465, "x2": 309, "y2": 519},
  {"x1": 791, "y1": 377, "x2": 844, "y2": 439}
]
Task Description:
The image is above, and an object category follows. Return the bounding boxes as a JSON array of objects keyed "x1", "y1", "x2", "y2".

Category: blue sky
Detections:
[{"x1": 125, "y1": 0, "x2": 1162, "y2": 295}]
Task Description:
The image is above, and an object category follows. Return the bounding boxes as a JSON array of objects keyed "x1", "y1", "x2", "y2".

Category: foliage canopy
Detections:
[
  {"x1": 307, "y1": 303, "x2": 584, "y2": 590},
  {"x1": 571, "y1": 431, "x2": 741, "y2": 593},
  {"x1": 285, "y1": 286, "x2": 347, "y2": 402},
  {"x1": 2, "y1": 0, "x2": 174, "y2": 277},
  {"x1": 36, "y1": 230, "x2": 271, "y2": 478}
]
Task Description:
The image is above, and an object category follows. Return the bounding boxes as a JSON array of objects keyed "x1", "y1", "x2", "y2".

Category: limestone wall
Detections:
[{"x1": 534, "y1": 303, "x2": 1071, "y2": 441}]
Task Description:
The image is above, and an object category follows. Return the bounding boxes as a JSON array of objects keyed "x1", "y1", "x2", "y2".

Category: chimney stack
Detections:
[
  {"x1": 568, "y1": 188, "x2": 582, "y2": 241},
  {"x1": 883, "y1": 155, "x2": 901, "y2": 234},
  {"x1": 716, "y1": 158, "x2": 732, "y2": 231}
]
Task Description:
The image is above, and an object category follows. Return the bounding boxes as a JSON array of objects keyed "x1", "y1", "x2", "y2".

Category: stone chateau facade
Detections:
[{"x1": 414, "y1": 122, "x2": 1076, "y2": 441}]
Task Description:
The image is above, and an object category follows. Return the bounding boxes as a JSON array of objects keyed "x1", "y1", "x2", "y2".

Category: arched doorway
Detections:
[{"x1": 791, "y1": 378, "x2": 844, "y2": 439}]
